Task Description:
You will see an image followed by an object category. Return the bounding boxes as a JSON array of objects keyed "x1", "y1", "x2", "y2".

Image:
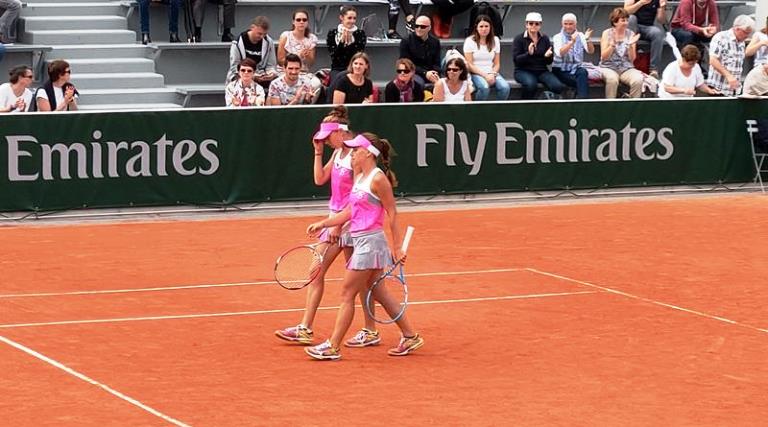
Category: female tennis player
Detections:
[
  {"x1": 305, "y1": 132, "x2": 424, "y2": 360},
  {"x1": 275, "y1": 106, "x2": 381, "y2": 348}
]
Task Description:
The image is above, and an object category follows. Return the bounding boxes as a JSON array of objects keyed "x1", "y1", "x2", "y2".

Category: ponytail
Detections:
[{"x1": 361, "y1": 132, "x2": 398, "y2": 187}]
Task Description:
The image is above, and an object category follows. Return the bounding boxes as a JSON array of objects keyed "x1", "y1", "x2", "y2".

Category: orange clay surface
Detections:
[{"x1": 0, "y1": 194, "x2": 767, "y2": 426}]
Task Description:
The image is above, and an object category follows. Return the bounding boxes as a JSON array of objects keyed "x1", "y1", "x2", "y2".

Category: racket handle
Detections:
[{"x1": 401, "y1": 226, "x2": 415, "y2": 253}]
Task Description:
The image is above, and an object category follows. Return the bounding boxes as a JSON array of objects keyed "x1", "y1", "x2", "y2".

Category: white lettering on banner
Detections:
[
  {"x1": 417, "y1": 119, "x2": 675, "y2": 175},
  {"x1": 3, "y1": 131, "x2": 220, "y2": 182}
]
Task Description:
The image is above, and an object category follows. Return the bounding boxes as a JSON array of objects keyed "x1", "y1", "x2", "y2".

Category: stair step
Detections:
[
  {"x1": 51, "y1": 45, "x2": 151, "y2": 59},
  {"x1": 77, "y1": 88, "x2": 180, "y2": 105},
  {"x1": 72, "y1": 72, "x2": 166, "y2": 89},
  {"x1": 66, "y1": 58, "x2": 156, "y2": 73},
  {"x1": 22, "y1": 30, "x2": 137, "y2": 45},
  {"x1": 77, "y1": 103, "x2": 184, "y2": 111},
  {"x1": 21, "y1": 16, "x2": 127, "y2": 31},
  {"x1": 22, "y1": 3, "x2": 123, "y2": 17},
  {"x1": 24, "y1": 0, "x2": 111, "y2": 3}
]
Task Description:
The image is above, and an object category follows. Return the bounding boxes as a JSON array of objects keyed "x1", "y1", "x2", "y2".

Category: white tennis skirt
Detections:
[
  {"x1": 318, "y1": 211, "x2": 353, "y2": 247},
  {"x1": 347, "y1": 230, "x2": 393, "y2": 271}
]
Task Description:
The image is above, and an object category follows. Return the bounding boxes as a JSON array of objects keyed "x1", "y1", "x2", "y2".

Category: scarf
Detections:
[
  {"x1": 335, "y1": 24, "x2": 359, "y2": 46},
  {"x1": 558, "y1": 28, "x2": 585, "y2": 73},
  {"x1": 394, "y1": 78, "x2": 414, "y2": 102}
]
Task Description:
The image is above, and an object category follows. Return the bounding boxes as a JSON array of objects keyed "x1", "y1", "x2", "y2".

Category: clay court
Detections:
[{"x1": 1, "y1": 193, "x2": 767, "y2": 426}]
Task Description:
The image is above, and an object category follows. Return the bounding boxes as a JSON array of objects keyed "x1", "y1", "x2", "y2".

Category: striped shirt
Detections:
[{"x1": 706, "y1": 29, "x2": 747, "y2": 96}]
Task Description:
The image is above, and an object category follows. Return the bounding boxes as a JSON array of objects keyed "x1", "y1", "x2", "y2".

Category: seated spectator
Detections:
[
  {"x1": 228, "y1": 16, "x2": 278, "y2": 88},
  {"x1": 599, "y1": 8, "x2": 644, "y2": 98},
  {"x1": 0, "y1": 65, "x2": 34, "y2": 113},
  {"x1": 191, "y1": 0, "x2": 236, "y2": 42},
  {"x1": 386, "y1": 0, "x2": 415, "y2": 40},
  {"x1": 707, "y1": 15, "x2": 755, "y2": 96},
  {"x1": 512, "y1": 12, "x2": 565, "y2": 99},
  {"x1": 277, "y1": 9, "x2": 321, "y2": 96},
  {"x1": 268, "y1": 54, "x2": 317, "y2": 105},
  {"x1": 384, "y1": 58, "x2": 425, "y2": 102},
  {"x1": 327, "y1": 6, "x2": 366, "y2": 83},
  {"x1": 552, "y1": 13, "x2": 596, "y2": 99},
  {"x1": 670, "y1": 0, "x2": 719, "y2": 48},
  {"x1": 138, "y1": 0, "x2": 182, "y2": 44},
  {"x1": 225, "y1": 58, "x2": 266, "y2": 107},
  {"x1": 743, "y1": 63, "x2": 768, "y2": 96},
  {"x1": 399, "y1": 15, "x2": 441, "y2": 88},
  {"x1": 35, "y1": 60, "x2": 78, "y2": 112},
  {"x1": 432, "y1": 57, "x2": 472, "y2": 102},
  {"x1": 624, "y1": 0, "x2": 667, "y2": 78},
  {"x1": 332, "y1": 52, "x2": 373, "y2": 104},
  {"x1": 0, "y1": 0, "x2": 21, "y2": 44},
  {"x1": 464, "y1": 15, "x2": 510, "y2": 101},
  {"x1": 746, "y1": 17, "x2": 768, "y2": 68},
  {"x1": 658, "y1": 45, "x2": 719, "y2": 97}
]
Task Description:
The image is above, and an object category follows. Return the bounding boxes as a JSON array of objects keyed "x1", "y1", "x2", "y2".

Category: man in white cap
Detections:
[
  {"x1": 511, "y1": 12, "x2": 565, "y2": 99},
  {"x1": 552, "y1": 13, "x2": 595, "y2": 98}
]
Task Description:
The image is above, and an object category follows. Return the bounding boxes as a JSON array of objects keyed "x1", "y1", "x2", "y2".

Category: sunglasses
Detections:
[
  {"x1": 527, "y1": 22, "x2": 541, "y2": 26},
  {"x1": 294, "y1": 18, "x2": 308, "y2": 22},
  {"x1": 413, "y1": 24, "x2": 429, "y2": 29},
  {"x1": 446, "y1": 67, "x2": 461, "y2": 72},
  {"x1": 396, "y1": 69, "x2": 411, "y2": 74},
  {"x1": 63, "y1": 70, "x2": 72, "y2": 74},
  {"x1": 239, "y1": 68, "x2": 254, "y2": 73},
  {"x1": 23, "y1": 74, "x2": 34, "y2": 78}
]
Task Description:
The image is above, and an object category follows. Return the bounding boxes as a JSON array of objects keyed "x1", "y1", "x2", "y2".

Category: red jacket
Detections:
[{"x1": 671, "y1": 0, "x2": 720, "y2": 34}]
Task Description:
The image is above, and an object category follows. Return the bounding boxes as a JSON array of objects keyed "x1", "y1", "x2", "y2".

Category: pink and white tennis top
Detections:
[
  {"x1": 328, "y1": 148, "x2": 353, "y2": 212},
  {"x1": 349, "y1": 168, "x2": 384, "y2": 235}
]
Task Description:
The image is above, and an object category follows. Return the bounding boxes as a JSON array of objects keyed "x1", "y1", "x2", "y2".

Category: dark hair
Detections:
[
  {"x1": 346, "y1": 52, "x2": 371, "y2": 77},
  {"x1": 252, "y1": 16, "x2": 270, "y2": 30},
  {"x1": 323, "y1": 105, "x2": 350, "y2": 125},
  {"x1": 446, "y1": 57, "x2": 468, "y2": 81},
  {"x1": 239, "y1": 58, "x2": 257, "y2": 70},
  {"x1": 680, "y1": 44, "x2": 701, "y2": 62},
  {"x1": 361, "y1": 132, "x2": 398, "y2": 187},
  {"x1": 9, "y1": 65, "x2": 31, "y2": 84},
  {"x1": 48, "y1": 59, "x2": 70, "y2": 82},
  {"x1": 609, "y1": 8, "x2": 629, "y2": 26},
  {"x1": 339, "y1": 5, "x2": 357, "y2": 18},
  {"x1": 472, "y1": 15, "x2": 496, "y2": 51},
  {"x1": 291, "y1": 9, "x2": 311, "y2": 37},
  {"x1": 284, "y1": 53, "x2": 303, "y2": 68}
]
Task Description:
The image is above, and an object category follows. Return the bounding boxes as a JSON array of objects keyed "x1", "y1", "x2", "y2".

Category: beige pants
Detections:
[{"x1": 600, "y1": 67, "x2": 644, "y2": 98}]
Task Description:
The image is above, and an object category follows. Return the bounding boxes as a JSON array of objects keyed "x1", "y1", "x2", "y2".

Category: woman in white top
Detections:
[
  {"x1": 277, "y1": 9, "x2": 322, "y2": 102},
  {"x1": 746, "y1": 18, "x2": 768, "y2": 68},
  {"x1": 463, "y1": 15, "x2": 509, "y2": 101},
  {"x1": 0, "y1": 65, "x2": 34, "y2": 113},
  {"x1": 433, "y1": 57, "x2": 472, "y2": 103},
  {"x1": 225, "y1": 58, "x2": 266, "y2": 107},
  {"x1": 658, "y1": 45, "x2": 719, "y2": 97}
]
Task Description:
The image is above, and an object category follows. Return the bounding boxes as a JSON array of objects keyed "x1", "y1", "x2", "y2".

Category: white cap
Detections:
[{"x1": 525, "y1": 12, "x2": 543, "y2": 23}]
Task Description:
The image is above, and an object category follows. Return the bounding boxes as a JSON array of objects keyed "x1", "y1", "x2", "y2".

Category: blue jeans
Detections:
[
  {"x1": 471, "y1": 73, "x2": 510, "y2": 101},
  {"x1": 513, "y1": 69, "x2": 565, "y2": 99},
  {"x1": 553, "y1": 67, "x2": 589, "y2": 99},
  {"x1": 138, "y1": 0, "x2": 181, "y2": 33}
]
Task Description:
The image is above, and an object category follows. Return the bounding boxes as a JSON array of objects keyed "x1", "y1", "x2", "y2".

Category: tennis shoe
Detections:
[
  {"x1": 275, "y1": 324, "x2": 314, "y2": 344},
  {"x1": 387, "y1": 333, "x2": 424, "y2": 356},
  {"x1": 344, "y1": 328, "x2": 381, "y2": 348},
  {"x1": 305, "y1": 340, "x2": 341, "y2": 360}
]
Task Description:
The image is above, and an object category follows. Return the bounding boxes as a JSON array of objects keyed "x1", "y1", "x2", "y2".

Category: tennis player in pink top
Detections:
[
  {"x1": 305, "y1": 132, "x2": 424, "y2": 360},
  {"x1": 275, "y1": 106, "x2": 380, "y2": 348}
]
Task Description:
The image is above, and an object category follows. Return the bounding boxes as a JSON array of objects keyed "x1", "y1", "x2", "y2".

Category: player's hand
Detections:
[
  {"x1": 327, "y1": 225, "x2": 341, "y2": 243},
  {"x1": 394, "y1": 248, "x2": 406, "y2": 264},
  {"x1": 307, "y1": 221, "x2": 325, "y2": 237}
]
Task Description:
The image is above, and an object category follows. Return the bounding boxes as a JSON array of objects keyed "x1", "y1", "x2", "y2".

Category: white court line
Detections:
[
  {"x1": 0, "y1": 334, "x2": 190, "y2": 427},
  {"x1": 526, "y1": 268, "x2": 768, "y2": 335},
  {"x1": 0, "y1": 290, "x2": 596, "y2": 329},
  {"x1": 0, "y1": 267, "x2": 527, "y2": 299}
]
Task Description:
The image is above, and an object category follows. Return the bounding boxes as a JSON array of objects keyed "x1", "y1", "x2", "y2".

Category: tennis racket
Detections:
[
  {"x1": 274, "y1": 243, "x2": 329, "y2": 290},
  {"x1": 364, "y1": 226, "x2": 414, "y2": 324}
]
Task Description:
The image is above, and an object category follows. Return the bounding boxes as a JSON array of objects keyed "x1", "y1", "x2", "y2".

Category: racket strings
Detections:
[{"x1": 275, "y1": 247, "x2": 323, "y2": 289}]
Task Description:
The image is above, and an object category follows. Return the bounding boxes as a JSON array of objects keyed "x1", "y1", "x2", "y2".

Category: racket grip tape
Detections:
[{"x1": 401, "y1": 226, "x2": 415, "y2": 253}]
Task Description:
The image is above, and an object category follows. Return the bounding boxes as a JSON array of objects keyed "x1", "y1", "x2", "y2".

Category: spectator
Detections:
[
  {"x1": 228, "y1": 16, "x2": 278, "y2": 88},
  {"x1": 743, "y1": 63, "x2": 768, "y2": 96},
  {"x1": 0, "y1": 65, "x2": 34, "y2": 113},
  {"x1": 432, "y1": 57, "x2": 472, "y2": 102},
  {"x1": 384, "y1": 58, "x2": 425, "y2": 102},
  {"x1": 386, "y1": 0, "x2": 415, "y2": 40},
  {"x1": 707, "y1": 15, "x2": 755, "y2": 96},
  {"x1": 599, "y1": 8, "x2": 644, "y2": 98},
  {"x1": 0, "y1": 0, "x2": 21, "y2": 44},
  {"x1": 268, "y1": 54, "x2": 317, "y2": 105},
  {"x1": 327, "y1": 6, "x2": 366, "y2": 83},
  {"x1": 225, "y1": 58, "x2": 266, "y2": 107},
  {"x1": 463, "y1": 15, "x2": 510, "y2": 101},
  {"x1": 658, "y1": 45, "x2": 719, "y2": 97},
  {"x1": 332, "y1": 52, "x2": 374, "y2": 104},
  {"x1": 277, "y1": 9, "x2": 321, "y2": 95},
  {"x1": 745, "y1": 17, "x2": 768, "y2": 68},
  {"x1": 624, "y1": 0, "x2": 667, "y2": 78},
  {"x1": 552, "y1": 13, "x2": 596, "y2": 99},
  {"x1": 138, "y1": 0, "x2": 182, "y2": 44},
  {"x1": 399, "y1": 15, "x2": 441, "y2": 88},
  {"x1": 512, "y1": 12, "x2": 565, "y2": 99},
  {"x1": 670, "y1": 0, "x2": 719, "y2": 48},
  {"x1": 191, "y1": 0, "x2": 236, "y2": 42},
  {"x1": 35, "y1": 60, "x2": 78, "y2": 112}
]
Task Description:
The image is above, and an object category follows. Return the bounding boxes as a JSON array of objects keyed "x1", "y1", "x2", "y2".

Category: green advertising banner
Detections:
[{"x1": 0, "y1": 98, "x2": 762, "y2": 213}]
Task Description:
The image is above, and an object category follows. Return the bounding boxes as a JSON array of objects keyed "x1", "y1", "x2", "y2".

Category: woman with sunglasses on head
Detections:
[
  {"x1": 276, "y1": 106, "x2": 383, "y2": 348},
  {"x1": 305, "y1": 132, "x2": 424, "y2": 360},
  {"x1": 433, "y1": 57, "x2": 472, "y2": 102},
  {"x1": 225, "y1": 58, "x2": 266, "y2": 107},
  {"x1": 36, "y1": 59, "x2": 78, "y2": 112},
  {"x1": 277, "y1": 9, "x2": 322, "y2": 102},
  {"x1": 512, "y1": 12, "x2": 565, "y2": 100},
  {"x1": 464, "y1": 14, "x2": 510, "y2": 101},
  {"x1": 384, "y1": 58, "x2": 424, "y2": 102},
  {"x1": 0, "y1": 65, "x2": 34, "y2": 113}
]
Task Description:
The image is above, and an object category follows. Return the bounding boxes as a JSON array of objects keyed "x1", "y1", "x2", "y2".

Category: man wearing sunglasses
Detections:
[{"x1": 399, "y1": 15, "x2": 442, "y2": 88}]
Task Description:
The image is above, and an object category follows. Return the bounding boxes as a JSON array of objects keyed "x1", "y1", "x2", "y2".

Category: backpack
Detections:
[{"x1": 467, "y1": 2, "x2": 503, "y2": 37}]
